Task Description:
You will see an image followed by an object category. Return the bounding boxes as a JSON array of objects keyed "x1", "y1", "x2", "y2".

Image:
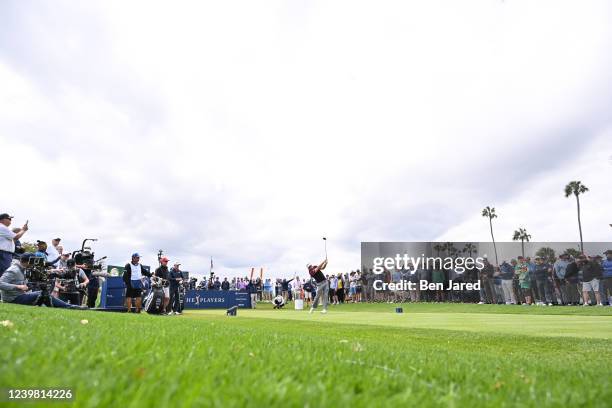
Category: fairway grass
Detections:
[
  {"x1": 1, "y1": 303, "x2": 611, "y2": 407},
  {"x1": 187, "y1": 305, "x2": 612, "y2": 339}
]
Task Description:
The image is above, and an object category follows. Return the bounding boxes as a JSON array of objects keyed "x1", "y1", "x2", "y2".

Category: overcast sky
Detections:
[{"x1": 1, "y1": 1, "x2": 611, "y2": 278}]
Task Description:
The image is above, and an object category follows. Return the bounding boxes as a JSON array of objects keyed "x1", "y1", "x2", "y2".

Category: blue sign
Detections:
[
  {"x1": 184, "y1": 290, "x2": 251, "y2": 309},
  {"x1": 100, "y1": 276, "x2": 126, "y2": 309}
]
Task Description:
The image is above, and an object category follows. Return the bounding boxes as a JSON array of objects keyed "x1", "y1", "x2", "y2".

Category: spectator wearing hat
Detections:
[
  {"x1": 499, "y1": 261, "x2": 516, "y2": 304},
  {"x1": 246, "y1": 279, "x2": 257, "y2": 308},
  {"x1": 0, "y1": 214, "x2": 28, "y2": 275},
  {"x1": 553, "y1": 254, "x2": 570, "y2": 304},
  {"x1": 34, "y1": 241, "x2": 60, "y2": 266},
  {"x1": 579, "y1": 255, "x2": 603, "y2": 306},
  {"x1": 45, "y1": 238, "x2": 62, "y2": 267},
  {"x1": 168, "y1": 262, "x2": 183, "y2": 315},
  {"x1": 564, "y1": 256, "x2": 582, "y2": 305},
  {"x1": 123, "y1": 253, "x2": 151, "y2": 313},
  {"x1": 534, "y1": 257, "x2": 553, "y2": 306},
  {"x1": 515, "y1": 257, "x2": 532, "y2": 305}
]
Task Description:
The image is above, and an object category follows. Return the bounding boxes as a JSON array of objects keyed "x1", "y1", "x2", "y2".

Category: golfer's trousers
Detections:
[{"x1": 312, "y1": 280, "x2": 329, "y2": 310}]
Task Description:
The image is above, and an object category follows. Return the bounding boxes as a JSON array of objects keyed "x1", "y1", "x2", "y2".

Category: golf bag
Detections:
[
  {"x1": 144, "y1": 277, "x2": 165, "y2": 314},
  {"x1": 178, "y1": 285, "x2": 185, "y2": 312}
]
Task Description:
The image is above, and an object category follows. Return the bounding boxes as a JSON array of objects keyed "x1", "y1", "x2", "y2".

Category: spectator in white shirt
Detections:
[
  {"x1": 330, "y1": 275, "x2": 339, "y2": 305},
  {"x1": 0, "y1": 214, "x2": 28, "y2": 275},
  {"x1": 46, "y1": 238, "x2": 62, "y2": 267}
]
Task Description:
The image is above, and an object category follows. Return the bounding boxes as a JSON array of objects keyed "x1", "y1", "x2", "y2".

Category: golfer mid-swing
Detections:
[{"x1": 308, "y1": 258, "x2": 329, "y2": 314}]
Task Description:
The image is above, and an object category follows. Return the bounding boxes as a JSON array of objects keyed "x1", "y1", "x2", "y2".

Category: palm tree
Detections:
[
  {"x1": 564, "y1": 181, "x2": 589, "y2": 253},
  {"x1": 564, "y1": 248, "x2": 582, "y2": 259},
  {"x1": 482, "y1": 206, "x2": 499, "y2": 266},
  {"x1": 512, "y1": 227, "x2": 531, "y2": 258},
  {"x1": 433, "y1": 243, "x2": 443, "y2": 258},
  {"x1": 463, "y1": 243, "x2": 477, "y2": 258},
  {"x1": 535, "y1": 247, "x2": 556, "y2": 264}
]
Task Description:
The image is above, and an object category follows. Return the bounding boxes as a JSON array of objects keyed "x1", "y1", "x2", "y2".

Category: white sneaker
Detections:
[
  {"x1": 176, "y1": 311, "x2": 182, "y2": 315},
  {"x1": 597, "y1": 303, "x2": 603, "y2": 307},
  {"x1": 478, "y1": 301, "x2": 485, "y2": 305},
  {"x1": 321, "y1": 309, "x2": 327, "y2": 314},
  {"x1": 309, "y1": 308, "x2": 314, "y2": 314}
]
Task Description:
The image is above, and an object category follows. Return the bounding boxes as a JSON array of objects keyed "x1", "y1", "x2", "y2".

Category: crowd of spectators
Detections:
[
  {"x1": 187, "y1": 252, "x2": 612, "y2": 308},
  {"x1": 2, "y1": 212, "x2": 611, "y2": 309}
]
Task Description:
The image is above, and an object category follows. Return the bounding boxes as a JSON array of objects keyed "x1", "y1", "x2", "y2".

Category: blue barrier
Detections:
[
  {"x1": 100, "y1": 276, "x2": 126, "y2": 309},
  {"x1": 184, "y1": 290, "x2": 251, "y2": 309},
  {"x1": 99, "y1": 277, "x2": 251, "y2": 310},
  {"x1": 100, "y1": 276, "x2": 251, "y2": 309}
]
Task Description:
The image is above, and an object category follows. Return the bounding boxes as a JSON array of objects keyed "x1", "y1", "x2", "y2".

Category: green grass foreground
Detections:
[{"x1": 1, "y1": 303, "x2": 611, "y2": 408}]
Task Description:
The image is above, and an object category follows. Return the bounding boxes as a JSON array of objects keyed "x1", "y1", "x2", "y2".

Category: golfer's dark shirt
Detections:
[
  {"x1": 309, "y1": 267, "x2": 326, "y2": 283},
  {"x1": 154, "y1": 265, "x2": 169, "y2": 280}
]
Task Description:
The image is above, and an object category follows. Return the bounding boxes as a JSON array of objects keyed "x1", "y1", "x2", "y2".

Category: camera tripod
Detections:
[{"x1": 32, "y1": 283, "x2": 54, "y2": 307}]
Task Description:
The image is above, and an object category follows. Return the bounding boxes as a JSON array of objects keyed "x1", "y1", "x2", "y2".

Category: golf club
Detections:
[{"x1": 322, "y1": 237, "x2": 327, "y2": 259}]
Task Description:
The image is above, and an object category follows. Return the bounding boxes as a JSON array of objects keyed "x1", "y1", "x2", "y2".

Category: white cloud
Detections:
[{"x1": 1, "y1": 0, "x2": 611, "y2": 278}]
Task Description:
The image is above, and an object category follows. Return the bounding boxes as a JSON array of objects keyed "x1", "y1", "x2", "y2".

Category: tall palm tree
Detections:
[
  {"x1": 564, "y1": 181, "x2": 589, "y2": 253},
  {"x1": 482, "y1": 206, "x2": 499, "y2": 266},
  {"x1": 512, "y1": 227, "x2": 531, "y2": 258},
  {"x1": 463, "y1": 243, "x2": 477, "y2": 258}
]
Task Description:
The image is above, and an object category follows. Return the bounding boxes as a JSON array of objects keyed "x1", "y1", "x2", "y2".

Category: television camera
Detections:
[
  {"x1": 22, "y1": 254, "x2": 61, "y2": 306},
  {"x1": 72, "y1": 239, "x2": 106, "y2": 273}
]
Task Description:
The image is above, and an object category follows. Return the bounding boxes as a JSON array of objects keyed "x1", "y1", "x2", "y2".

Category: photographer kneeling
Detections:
[{"x1": 0, "y1": 253, "x2": 79, "y2": 308}]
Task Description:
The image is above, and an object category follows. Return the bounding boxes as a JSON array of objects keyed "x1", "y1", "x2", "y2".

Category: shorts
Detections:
[
  {"x1": 356, "y1": 286, "x2": 362, "y2": 293},
  {"x1": 519, "y1": 280, "x2": 531, "y2": 289},
  {"x1": 126, "y1": 280, "x2": 143, "y2": 298},
  {"x1": 163, "y1": 287, "x2": 170, "y2": 298},
  {"x1": 582, "y1": 279, "x2": 600, "y2": 292},
  {"x1": 329, "y1": 289, "x2": 336, "y2": 296},
  {"x1": 349, "y1": 287, "x2": 356, "y2": 295},
  {"x1": 304, "y1": 292, "x2": 312, "y2": 300}
]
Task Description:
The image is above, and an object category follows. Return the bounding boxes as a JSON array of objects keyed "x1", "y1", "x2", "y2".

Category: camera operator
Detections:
[
  {"x1": 0, "y1": 253, "x2": 79, "y2": 308},
  {"x1": 123, "y1": 253, "x2": 151, "y2": 313},
  {"x1": 154, "y1": 257, "x2": 171, "y2": 314},
  {"x1": 55, "y1": 259, "x2": 89, "y2": 306},
  {"x1": 35, "y1": 241, "x2": 61, "y2": 267},
  {"x1": 0, "y1": 214, "x2": 28, "y2": 275},
  {"x1": 168, "y1": 262, "x2": 183, "y2": 315}
]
